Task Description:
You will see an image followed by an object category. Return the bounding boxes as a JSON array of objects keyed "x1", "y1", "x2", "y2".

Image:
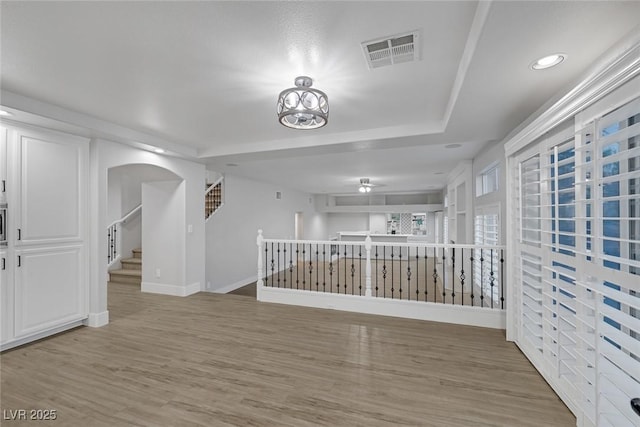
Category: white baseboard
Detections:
[
  {"x1": 142, "y1": 281, "x2": 200, "y2": 297},
  {"x1": 85, "y1": 311, "x2": 109, "y2": 327},
  {"x1": 1, "y1": 320, "x2": 85, "y2": 352},
  {"x1": 258, "y1": 287, "x2": 506, "y2": 329},
  {"x1": 185, "y1": 281, "x2": 201, "y2": 296},
  {"x1": 209, "y1": 275, "x2": 256, "y2": 294}
]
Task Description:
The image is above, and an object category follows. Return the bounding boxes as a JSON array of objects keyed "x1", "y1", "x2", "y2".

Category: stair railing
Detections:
[
  {"x1": 205, "y1": 177, "x2": 224, "y2": 220},
  {"x1": 107, "y1": 204, "x2": 142, "y2": 267}
]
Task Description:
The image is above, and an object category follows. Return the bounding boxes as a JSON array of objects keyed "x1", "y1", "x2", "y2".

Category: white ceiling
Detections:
[{"x1": 2, "y1": 1, "x2": 640, "y2": 194}]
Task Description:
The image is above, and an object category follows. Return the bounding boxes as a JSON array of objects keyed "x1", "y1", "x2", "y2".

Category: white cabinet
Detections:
[
  {"x1": 14, "y1": 245, "x2": 84, "y2": 337},
  {"x1": 14, "y1": 133, "x2": 84, "y2": 245},
  {"x1": 0, "y1": 126, "x2": 7, "y2": 202},
  {"x1": 0, "y1": 125, "x2": 88, "y2": 350},
  {"x1": 0, "y1": 249, "x2": 12, "y2": 344}
]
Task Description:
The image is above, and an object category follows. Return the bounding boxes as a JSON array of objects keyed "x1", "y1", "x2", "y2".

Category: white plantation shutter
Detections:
[
  {"x1": 591, "y1": 98, "x2": 639, "y2": 427},
  {"x1": 474, "y1": 206, "x2": 500, "y2": 306},
  {"x1": 511, "y1": 95, "x2": 640, "y2": 426},
  {"x1": 516, "y1": 152, "x2": 545, "y2": 360}
]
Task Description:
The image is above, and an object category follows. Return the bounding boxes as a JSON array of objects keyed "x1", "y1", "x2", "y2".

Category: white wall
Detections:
[
  {"x1": 108, "y1": 164, "x2": 182, "y2": 263},
  {"x1": 326, "y1": 213, "x2": 370, "y2": 238},
  {"x1": 141, "y1": 180, "x2": 185, "y2": 292},
  {"x1": 425, "y1": 212, "x2": 436, "y2": 242},
  {"x1": 472, "y1": 141, "x2": 507, "y2": 244},
  {"x1": 205, "y1": 173, "x2": 325, "y2": 292},
  {"x1": 90, "y1": 139, "x2": 206, "y2": 325},
  {"x1": 369, "y1": 213, "x2": 386, "y2": 234}
]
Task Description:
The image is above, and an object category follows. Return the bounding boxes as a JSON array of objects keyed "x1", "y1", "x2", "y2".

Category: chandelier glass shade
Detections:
[{"x1": 277, "y1": 76, "x2": 328, "y2": 129}]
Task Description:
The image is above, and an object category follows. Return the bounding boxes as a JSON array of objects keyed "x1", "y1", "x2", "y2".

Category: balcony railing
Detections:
[{"x1": 256, "y1": 230, "x2": 506, "y2": 329}]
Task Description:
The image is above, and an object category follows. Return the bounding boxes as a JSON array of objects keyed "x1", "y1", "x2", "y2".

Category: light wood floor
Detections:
[{"x1": 0, "y1": 283, "x2": 574, "y2": 426}]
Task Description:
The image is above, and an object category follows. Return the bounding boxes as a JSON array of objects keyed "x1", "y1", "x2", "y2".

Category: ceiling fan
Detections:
[{"x1": 358, "y1": 178, "x2": 375, "y2": 193}]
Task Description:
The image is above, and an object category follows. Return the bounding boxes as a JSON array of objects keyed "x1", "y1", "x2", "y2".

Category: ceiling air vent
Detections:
[{"x1": 362, "y1": 30, "x2": 420, "y2": 69}]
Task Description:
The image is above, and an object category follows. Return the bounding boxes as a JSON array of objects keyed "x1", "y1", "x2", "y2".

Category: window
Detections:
[
  {"x1": 477, "y1": 163, "x2": 499, "y2": 196},
  {"x1": 512, "y1": 95, "x2": 640, "y2": 426},
  {"x1": 474, "y1": 205, "x2": 500, "y2": 306}
]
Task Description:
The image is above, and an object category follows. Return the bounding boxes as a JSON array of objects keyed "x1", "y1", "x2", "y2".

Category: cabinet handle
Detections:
[
  {"x1": 17, "y1": 255, "x2": 21, "y2": 267},
  {"x1": 1, "y1": 179, "x2": 5, "y2": 192},
  {"x1": 1, "y1": 257, "x2": 4, "y2": 270},
  {"x1": 17, "y1": 228, "x2": 21, "y2": 240}
]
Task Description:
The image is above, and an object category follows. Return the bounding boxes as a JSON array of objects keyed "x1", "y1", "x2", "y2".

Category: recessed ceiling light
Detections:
[
  {"x1": 531, "y1": 53, "x2": 566, "y2": 70},
  {"x1": 226, "y1": 163, "x2": 238, "y2": 167},
  {"x1": 0, "y1": 110, "x2": 13, "y2": 117},
  {"x1": 445, "y1": 144, "x2": 461, "y2": 149},
  {"x1": 434, "y1": 172, "x2": 444, "y2": 175},
  {"x1": 153, "y1": 148, "x2": 165, "y2": 153}
]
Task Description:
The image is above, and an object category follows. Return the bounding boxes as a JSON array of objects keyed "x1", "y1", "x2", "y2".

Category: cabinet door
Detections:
[
  {"x1": 0, "y1": 249, "x2": 12, "y2": 344},
  {"x1": 15, "y1": 130, "x2": 87, "y2": 246},
  {"x1": 14, "y1": 245, "x2": 85, "y2": 337},
  {"x1": 0, "y1": 126, "x2": 6, "y2": 202}
]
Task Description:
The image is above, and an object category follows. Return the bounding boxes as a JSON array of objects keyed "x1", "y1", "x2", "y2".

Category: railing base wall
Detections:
[{"x1": 257, "y1": 286, "x2": 506, "y2": 329}]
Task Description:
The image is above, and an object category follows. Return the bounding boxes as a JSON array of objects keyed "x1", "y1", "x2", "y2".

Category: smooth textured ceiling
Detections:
[{"x1": 2, "y1": 1, "x2": 640, "y2": 194}]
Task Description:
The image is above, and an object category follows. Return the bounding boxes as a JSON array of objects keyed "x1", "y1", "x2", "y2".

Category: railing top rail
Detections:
[
  {"x1": 261, "y1": 237, "x2": 505, "y2": 250},
  {"x1": 107, "y1": 203, "x2": 142, "y2": 229},
  {"x1": 205, "y1": 176, "x2": 224, "y2": 194}
]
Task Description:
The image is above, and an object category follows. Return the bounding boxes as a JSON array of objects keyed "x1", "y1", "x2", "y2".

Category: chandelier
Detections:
[{"x1": 277, "y1": 76, "x2": 328, "y2": 129}]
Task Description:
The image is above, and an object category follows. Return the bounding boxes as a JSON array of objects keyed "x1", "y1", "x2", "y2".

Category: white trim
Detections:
[
  {"x1": 0, "y1": 90, "x2": 198, "y2": 158},
  {"x1": 209, "y1": 275, "x2": 256, "y2": 294},
  {"x1": 185, "y1": 281, "x2": 201, "y2": 296},
  {"x1": 1, "y1": 320, "x2": 85, "y2": 352},
  {"x1": 504, "y1": 37, "x2": 640, "y2": 157},
  {"x1": 258, "y1": 287, "x2": 505, "y2": 330},
  {"x1": 141, "y1": 281, "x2": 200, "y2": 297},
  {"x1": 442, "y1": 1, "x2": 492, "y2": 129},
  {"x1": 84, "y1": 311, "x2": 109, "y2": 327}
]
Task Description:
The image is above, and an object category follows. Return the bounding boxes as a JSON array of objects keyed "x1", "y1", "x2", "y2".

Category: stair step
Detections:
[
  {"x1": 121, "y1": 257, "x2": 142, "y2": 270},
  {"x1": 132, "y1": 248, "x2": 142, "y2": 259},
  {"x1": 109, "y1": 268, "x2": 141, "y2": 285}
]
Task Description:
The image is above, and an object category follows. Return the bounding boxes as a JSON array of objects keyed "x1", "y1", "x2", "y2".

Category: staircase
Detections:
[
  {"x1": 109, "y1": 248, "x2": 142, "y2": 285},
  {"x1": 205, "y1": 179, "x2": 223, "y2": 220}
]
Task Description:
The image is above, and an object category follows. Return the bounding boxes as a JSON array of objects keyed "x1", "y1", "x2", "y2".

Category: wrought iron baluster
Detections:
[
  {"x1": 424, "y1": 248, "x2": 428, "y2": 302},
  {"x1": 382, "y1": 246, "x2": 387, "y2": 298},
  {"x1": 309, "y1": 244, "x2": 313, "y2": 292},
  {"x1": 283, "y1": 244, "x2": 287, "y2": 288},
  {"x1": 375, "y1": 246, "x2": 379, "y2": 297},
  {"x1": 406, "y1": 247, "x2": 411, "y2": 301},
  {"x1": 442, "y1": 247, "x2": 446, "y2": 304},
  {"x1": 336, "y1": 245, "x2": 340, "y2": 293},
  {"x1": 460, "y1": 248, "x2": 465, "y2": 306},
  {"x1": 315, "y1": 244, "x2": 319, "y2": 292},
  {"x1": 399, "y1": 247, "x2": 403, "y2": 300},
  {"x1": 432, "y1": 246, "x2": 438, "y2": 303},
  {"x1": 289, "y1": 243, "x2": 293, "y2": 289},
  {"x1": 500, "y1": 250, "x2": 505, "y2": 309},
  {"x1": 322, "y1": 244, "x2": 326, "y2": 293},
  {"x1": 270, "y1": 242, "x2": 275, "y2": 288},
  {"x1": 480, "y1": 249, "x2": 485, "y2": 308},
  {"x1": 390, "y1": 247, "x2": 395, "y2": 299},
  {"x1": 277, "y1": 243, "x2": 280, "y2": 287},
  {"x1": 296, "y1": 244, "x2": 300, "y2": 290},
  {"x1": 302, "y1": 244, "x2": 306, "y2": 290},
  {"x1": 415, "y1": 248, "x2": 419, "y2": 301},
  {"x1": 358, "y1": 246, "x2": 362, "y2": 296},
  {"x1": 490, "y1": 248, "x2": 495, "y2": 309},
  {"x1": 264, "y1": 244, "x2": 268, "y2": 286},
  {"x1": 351, "y1": 245, "x2": 355, "y2": 295},
  {"x1": 470, "y1": 250, "x2": 475, "y2": 306},
  {"x1": 344, "y1": 246, "x2": 348, "y2": 294},
  {"x1": 107, "y1": 229, "x2": 112, "y2": 262},
  {"x1": 451, "y1": 247, "x2": 455, "y2": 305}
]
